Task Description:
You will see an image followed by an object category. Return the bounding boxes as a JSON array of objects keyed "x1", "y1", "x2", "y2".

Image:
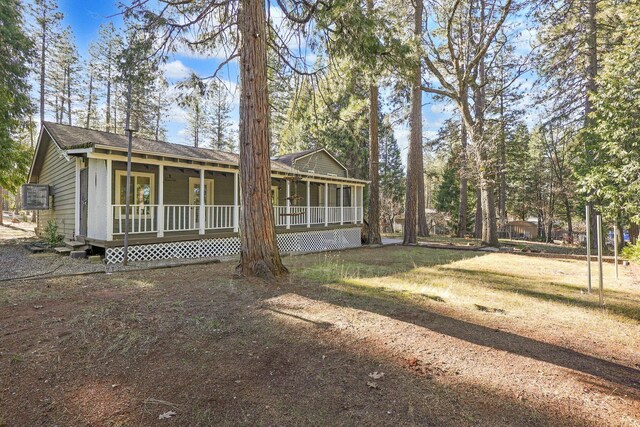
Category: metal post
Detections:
[
  {"x1": 597, "y1": 215, "x2": 604, "y2": 306},
  {"x1": 123, "y1": 80, "x2": 134, "y2": 266},
  {"x1": 586, "y1": 206, "x2": 591, "y2": 293},
  {"x1": 614, "y1": 221, "x2": 619, "y2": 279}
]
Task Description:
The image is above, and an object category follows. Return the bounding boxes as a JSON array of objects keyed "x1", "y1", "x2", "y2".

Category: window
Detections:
[
  {"x1": 189, "y1": 177, "x2": 214, "y2": 205},
  {"x1": 115, "y1": 171, "x2": 155, "y2": 206},
  {"x1": 271, "y1": 185, "x2": 279, "y2": 206}
]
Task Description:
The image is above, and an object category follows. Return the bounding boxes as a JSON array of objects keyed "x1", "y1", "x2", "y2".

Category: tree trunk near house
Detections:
[
  {"x1": 417, "y1": 156, "x2": 429, "y2": 237},
  {"x1": 403, "y1": 0, "x2": 423, "y2": 245},
  {"x1": 457, "y1": 119, "x2": 468, "y2": 237},
  {"x1": 235, "y1": 0, "x2": 287, "y2": 280},
  {"x1": 474, "y1": 186, "x2": 482, "y2": 239},
  {"x1": 367, "y1": 83, "x2": 381, "y2": 244},
  {"x1": 366, "y1": 0, "x2": 381, "y2": 245}
]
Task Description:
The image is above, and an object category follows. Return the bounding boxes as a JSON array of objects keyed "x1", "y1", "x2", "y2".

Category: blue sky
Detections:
[{"x1": 52, "y1": 0, "x2": 536, "y2": 164}]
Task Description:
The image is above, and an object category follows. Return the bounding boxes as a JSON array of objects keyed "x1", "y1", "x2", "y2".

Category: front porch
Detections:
[{"x1": 98, "y1": 161, "x2": 364, "y2": 245}]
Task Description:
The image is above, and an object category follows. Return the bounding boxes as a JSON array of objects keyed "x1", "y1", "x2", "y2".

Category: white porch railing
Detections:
[
  {"x1": 113, "y1": 204, "x2": 158, "y2": 234},
  {"x1": 165, "y1": 205, "x2": 200, "y2": 232},
  {"x1": 113, "y1": 204, "x2": 361, "y2": 235},
  {"x1": 204, "y1": 205, "x2": 235, "y2": 229}
]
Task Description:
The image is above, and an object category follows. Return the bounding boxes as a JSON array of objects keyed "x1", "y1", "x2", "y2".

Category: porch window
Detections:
[
  {"x1": 115, "y1": 171, "x2": 155, "y2": 205},
  {"x1": 271, "y1": 185, "x2": 279, "y2": 205},
  {"x1": 189, "y1": 177, "x2": 214, "y2": 205}
]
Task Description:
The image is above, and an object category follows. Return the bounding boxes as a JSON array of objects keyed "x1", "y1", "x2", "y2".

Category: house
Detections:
[
  {"x1": 500, "y1": 220, "x2": 539, "y2": 240},
  {"x1": 27, "y1": 122, "x2": 367, "y2": 263}
]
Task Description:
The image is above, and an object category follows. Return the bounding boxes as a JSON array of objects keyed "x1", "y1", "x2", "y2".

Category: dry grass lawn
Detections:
[{"x1": 1, "y1": 246, "x2": 639, "y2": 426}]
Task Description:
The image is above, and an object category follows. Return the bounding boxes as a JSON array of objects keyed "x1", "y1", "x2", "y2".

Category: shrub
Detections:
[
  {"x1": 621, "y1": 242, "x2": 640, "y2": 262},
  {"x1": 43, "y1": 219, "x2": 63, "y2": 246}
]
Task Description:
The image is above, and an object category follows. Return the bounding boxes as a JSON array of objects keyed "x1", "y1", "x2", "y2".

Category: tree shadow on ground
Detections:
[
  {"x1": 292, "y1": 280, "x2": 640, "y2": 394},
  {"x1": 441, "y1": 266, "x2": 640, "y2": 322}
]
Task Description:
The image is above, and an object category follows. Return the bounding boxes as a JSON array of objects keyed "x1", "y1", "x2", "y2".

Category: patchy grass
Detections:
[
  {"x1": 383, "y1": 233, "x2": 613, "y2": 255},
  {"x1": 1, "y1": 246, "x2": 639, "y2": 426}
]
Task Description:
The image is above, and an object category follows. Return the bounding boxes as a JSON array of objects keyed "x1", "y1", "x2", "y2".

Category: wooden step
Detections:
[
  {"x1": 65, "y1": 240, "x2": 90, "y2": 251},
  {"x1": 54, "y1": 247, "x2": 72, "y2": 255}
]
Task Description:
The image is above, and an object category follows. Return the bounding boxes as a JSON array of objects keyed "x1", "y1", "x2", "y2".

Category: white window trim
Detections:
[
  {"x1": 188, "y1": 177, "x2": 215, "y2": 205},
  {"x1": 114, "y1": 170, "x2": 155, "y2": 218}
]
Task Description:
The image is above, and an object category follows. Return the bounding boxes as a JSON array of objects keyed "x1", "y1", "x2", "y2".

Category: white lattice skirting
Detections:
[{"x1": 105, "y1": 227, "x2": 361, "y2": 264}]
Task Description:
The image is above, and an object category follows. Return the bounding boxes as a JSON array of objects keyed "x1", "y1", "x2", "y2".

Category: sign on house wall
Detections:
[{"x1": 22, "y1": 184, "x2": 50, "y2": 210}]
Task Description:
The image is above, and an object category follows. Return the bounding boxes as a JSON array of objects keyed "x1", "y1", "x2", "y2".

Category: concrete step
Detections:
[
  {"x1": 69, "y1": 250, "x2": 87, "y2": 259},
  {"x1": 54, "y1": 247, "x2": 72, "y2": 255},
  {"x1": 64, "y1": 240, "x2": 89, "y2": 251}
]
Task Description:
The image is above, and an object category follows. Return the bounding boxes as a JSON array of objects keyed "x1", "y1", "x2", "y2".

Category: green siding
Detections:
[
  {"x1": 293, "y1": 151, "x2": 346, "y2": 177},
  {"x1": 37, "y1": 140, "x2": 76, "y2": 240}
]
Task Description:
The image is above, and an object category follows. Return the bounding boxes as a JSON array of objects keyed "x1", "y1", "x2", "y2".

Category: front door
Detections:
[{"x1": 79, "y1": 168, "x2": 88, "y2": 237}]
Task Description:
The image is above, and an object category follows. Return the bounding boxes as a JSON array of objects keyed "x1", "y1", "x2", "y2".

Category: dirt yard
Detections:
[{"x1": 1, "y1": 246, "x2": 639, "y2": 426}]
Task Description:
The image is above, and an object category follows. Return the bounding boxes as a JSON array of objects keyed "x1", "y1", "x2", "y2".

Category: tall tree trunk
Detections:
[
  {"x1": 236, "y1": 0, "x2": 287, "y2": 279},
  {"x1": 366, "y1": 0, "x2": 381, "y2": 245},
  {"x1": 474, "y1": 186, "x2": 482, "y2": 239},
  {"x1": 417, "y1": 155, "x2": 429, "y2": 237},
  {"x1": 86, "y1": 72, "x2": 93, "y2": 129},
  {"x1": 498, "y1": 90, "x2": 507, "y2": 226},
  {"x1": 40, "y1": 20, "x2": 46, "y2": 125},
  {"x1": 403, "y1": 0, "x2": 423, "y2": 245},
  {"x1": 106, "y1": 48, "x2": 112, "y2": 132},
  {"x1": 563, "y1": 195, "x2": 573, "y2": 241},
  {"x1": 585, "y1": 0, "x2": 598, "y2": 250},
  {"x1": 367, "y1": 83, "x2": 382, "y2": 244},
  {"x1": 629, "y1": 222, "x2": 639, "y2": 245},
  {"x1": 457, "y1": 118, "x2": 468, "y2": 237},
  {"x1": 67, "y1": 67, "x2": 72, "y2": 125}
]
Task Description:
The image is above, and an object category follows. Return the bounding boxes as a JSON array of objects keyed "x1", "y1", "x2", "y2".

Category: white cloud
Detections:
[{"x1": 163, "y1": 60, "x2": 193, "y2": 79}]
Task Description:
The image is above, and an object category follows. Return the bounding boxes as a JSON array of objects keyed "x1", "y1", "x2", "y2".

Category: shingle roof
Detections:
[
  {"x1": 43, "y1": 122, "x2": 297, "y2": 173},
  {"x1": 273, "y1": 148, "x2": 319, "y2": 166}
]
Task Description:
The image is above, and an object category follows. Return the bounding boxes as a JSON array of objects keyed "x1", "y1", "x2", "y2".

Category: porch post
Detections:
[
  {"x1": 233, "y1": 171, "x2": 239, "y2": 232},
  {"x1": 359, "y1": 185, "x2": 364, "y2": 224},
  {"x1": 351, "y1": 185, "x2": 356, "y2": 224},
  {"x1": 306, "y1": 180, "x2": 311, "y2": 228},
  {"x1": 157, "y1": 165, "x2": 164, "y2": 237},
  {"x1": 286, "y1": 179, "x2": 291, "y2": 229},
  {"x1": 324, "y1": 183, "x2": 329, "y2": 227},
  {"x1": 340, "y1": 183, "x2": 344, "y2": 225},
  {"x1": 106, "y1": 159, "x2": 113, "y2": 241},
  {"x1": 199, "y1": 168, "x2": 205, "y2": 235}
]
